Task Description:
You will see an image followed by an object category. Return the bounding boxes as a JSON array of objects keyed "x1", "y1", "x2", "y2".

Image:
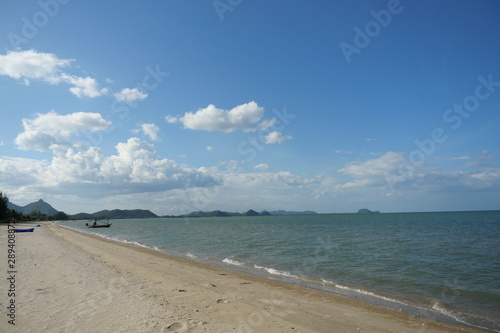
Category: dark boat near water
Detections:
[
  {"x1": 87, "y1": 223, "x2": 112, "y2": 228},
  {"x1": 13, "y1": 228, "x2": 35, "y2": 232}
]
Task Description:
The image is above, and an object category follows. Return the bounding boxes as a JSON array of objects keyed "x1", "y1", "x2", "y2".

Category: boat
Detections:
[
  {"x1": 13, "y1": 228, "x2": 35, "y2": 232},
  {"x1": 87, "y1": 223, "x2": 112, "y2": 228}
]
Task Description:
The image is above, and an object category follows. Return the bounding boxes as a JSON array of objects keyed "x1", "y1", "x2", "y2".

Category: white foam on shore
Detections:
[
  {"x1": 222, "y1": 258, "x2": 245, "y2": 266},
  {"x1": 186, "y1": 253, "x2": 197, "y2": 259},
  {"x1": 254, "y1": 265, "x2": 301, "y2": 279},
  {"x1": 324, "y1": 280, "x2": 408, "y2": 306}
]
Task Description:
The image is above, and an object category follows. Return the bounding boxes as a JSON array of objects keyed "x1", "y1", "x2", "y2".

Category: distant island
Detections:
[
  {"x1": 166, "y1": 209, "x2": 317, "y2": 218},
  {"x1": 357, "y1": 208, "x2": 381, "y2": 214}
]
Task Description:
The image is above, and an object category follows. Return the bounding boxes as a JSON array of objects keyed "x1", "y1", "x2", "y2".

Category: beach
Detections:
[{"x1": 0, "y1": 224, "x2": 490, "y2": 333}]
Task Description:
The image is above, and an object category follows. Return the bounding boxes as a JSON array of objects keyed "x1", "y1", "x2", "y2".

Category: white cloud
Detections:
[
  {"x1": 253, "y1": 163, "x2": 270, "y2": 171},
  {"x1": 206, "y1": 146, "x2": 214, "y2": 151},
  {"x1": 167, "y1": 101, "x2": 274, "y2": 133},
  {"x1": 264, "y1": 131, "x2": 292, "y2": 144},
  {"x1": 14, "y1": 111, "x2": 112, "y2": 152},
  {"x1": 60, "y1": 74, "x2": 108, "y2": 98},
  {"x1": 2, "y1": 137, "x2": 222, "y2": 200},
  {"x1": 140, "y1": 123, "x2": 160, "y2": 141},
  {"x1": 336, "y1": 151, "x2": 411, "y2": 191},
  {"x1": 0, "y1": 50, "x2": 108, "y2": 98},
  {"x1": 165, "y1": 115, "x2": 179, "y2": 123},
  {"x1": 335, "y1": 151, "x2": 500, "y2": 193},
  {"x1": 114, "y1": 88, "x2": 148, "y2": 102},
  {"x1": 0, "y1": 49, "x2": 72, "y2": 84}
]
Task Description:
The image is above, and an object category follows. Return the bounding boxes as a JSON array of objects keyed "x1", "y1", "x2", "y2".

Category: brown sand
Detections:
[{"x1": 0, "y1": 223, "x2": 490, "y2": 333}]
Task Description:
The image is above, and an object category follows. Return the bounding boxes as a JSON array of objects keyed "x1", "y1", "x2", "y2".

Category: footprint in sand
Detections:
[{"x1": 164, "y1": 321, "x2": 188, "y2": 332}]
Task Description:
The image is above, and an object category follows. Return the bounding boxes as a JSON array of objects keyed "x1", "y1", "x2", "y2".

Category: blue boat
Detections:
[{"x1": 13, "y1": 228, "x2": 34, "y2": 233}]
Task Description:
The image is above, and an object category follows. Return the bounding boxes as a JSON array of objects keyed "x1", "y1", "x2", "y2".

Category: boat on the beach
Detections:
[
  {"x1": 13, "y1": 228, "x2": 35, "y2": 232},
  {"x1": 87, "y1": 223, "x2": 112, "y2": 228}
]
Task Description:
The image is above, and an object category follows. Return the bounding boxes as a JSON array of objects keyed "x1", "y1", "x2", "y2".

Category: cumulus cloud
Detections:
[
  {"x1": 336, "y1": 151, "x2": 412, "y2": 191},
  {"x1": 0, "y1": 49, "x2": 72, "y2": 84},
  {"x1": 140, "y1": 123, "x2": 160, "y2": 141},
  {"x1": 0, "y1": 50, "x2": 108, "y2": 98},
  {"x1": 2, "y1": 137, "x2": 222, "y2": 199},
  {"x1": 114, "y1": 88, "x2": 148, "y2": 102},
  {"x1": 264, "y1": 131, "x2": 292, "y2": 144},
  {"x1": 167, "y1": 101, "x2": 274, "y2": 133},
  {"x1": 14, "y1": 111, "x2": 112, "y2": 152},
  {"x1": 60, "y1": 74, "x2": 108, "y2": 98}
]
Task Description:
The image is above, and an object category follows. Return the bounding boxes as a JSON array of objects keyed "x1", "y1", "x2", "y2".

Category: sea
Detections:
[{"x1": 59, "y1": 211, "x2": 500, "y2": 332}]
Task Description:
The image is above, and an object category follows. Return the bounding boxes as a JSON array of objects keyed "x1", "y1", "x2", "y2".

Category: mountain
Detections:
[
  {"x1": 8, "y1": 199, "x2": 59, "y2": 216},
  {"x1": 179, "y1": 209, "x2": 269, "y2": 218},
  {"x1": 269, "y1": 210, "x2": 317, "y2": 215},
  {"x1": 357, "y1": 208, "x2": 381, "y2": 214},
  {"x1": 71, "y1": 209, "x2": 158, "y2": 220},
  {"x1": 208, "y1": 210, "x2": 232, "y2": 217},
  {"x1": 243, "y1": 209, "x2": 260, "y2": 216},
  {"x1": 7, "y1": 202, "x2": 23, "y2": 213}
]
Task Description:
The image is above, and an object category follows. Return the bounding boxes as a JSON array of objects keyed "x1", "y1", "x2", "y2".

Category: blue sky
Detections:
[{"x1": 0, "y1": 0, "x2": 499, "y2": 215}]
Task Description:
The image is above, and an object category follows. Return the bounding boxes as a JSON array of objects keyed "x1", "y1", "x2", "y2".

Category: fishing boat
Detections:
[
  {"x1": 86, "y1": 218, "x2": 112, "y2": 228},
  {"x1": 87, "y1": 223, "x2": 112, "y2": 228},
  {"x1": 13, "y1": 228, "x2": 34, "y2": 232}
]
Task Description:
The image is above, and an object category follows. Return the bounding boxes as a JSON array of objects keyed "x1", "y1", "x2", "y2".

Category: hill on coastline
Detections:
[
  {"x1": 8, "y1": 199, "x2": 158, "y2": 219},
  {"x1": 7, "y1": 198, "x2": 322, "y2": 220},
  {"x1": 8, "y1": 199, "x2": 59, "y2": 216},
  {"x1": 71, "y1": 209, "x2": 158, "y2": 220}
]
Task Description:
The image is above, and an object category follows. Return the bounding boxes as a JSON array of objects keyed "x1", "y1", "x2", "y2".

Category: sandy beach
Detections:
[{"x1": 0, "y1": 223, "x2": 489, "y2": 333}]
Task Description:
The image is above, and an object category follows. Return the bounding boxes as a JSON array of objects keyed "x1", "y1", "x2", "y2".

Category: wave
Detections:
[
  {"x1": 322, "y1": 279, "x2": 409, "y2": 306},
  {"x1": 254, "y1": 264, "x2": 301, "y2": 279},
  {"x1": 222, "y1": 257, "x2": 246, "y2": 267}
]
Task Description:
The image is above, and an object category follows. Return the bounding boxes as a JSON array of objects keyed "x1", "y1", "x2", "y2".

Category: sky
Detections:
[{"x1": 0, "y1": 0, "x2": 499, "y2": 215}]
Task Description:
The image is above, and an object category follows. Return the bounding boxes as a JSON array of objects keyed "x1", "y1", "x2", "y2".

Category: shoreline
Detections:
[
  {"x1": 56, "y1": 223, "x2": 485, "y2": 332},
  {"x1": 1, "y1": 223, "x2": 491, "y2": 332}
]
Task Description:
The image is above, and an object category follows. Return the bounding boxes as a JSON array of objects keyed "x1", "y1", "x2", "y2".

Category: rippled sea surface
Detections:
[{"x1": 60, "y1": 211, "x2": 500, "y2": 331}]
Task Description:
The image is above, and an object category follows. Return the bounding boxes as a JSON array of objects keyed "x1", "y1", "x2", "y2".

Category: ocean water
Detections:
[{"x1": 60, "y1": 211, "x2": 500, "y2": 331}]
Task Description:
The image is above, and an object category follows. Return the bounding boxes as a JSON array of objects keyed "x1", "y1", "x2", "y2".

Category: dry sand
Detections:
[{"x1": 0, "y1": 223, "x2": 490, "y2": 333}]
